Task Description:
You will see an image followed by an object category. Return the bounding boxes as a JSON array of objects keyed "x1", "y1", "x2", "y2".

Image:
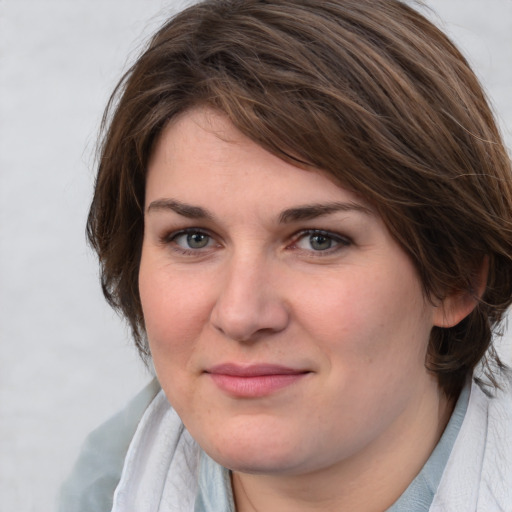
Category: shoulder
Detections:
[
  {"x1": 57, "y1": 378, "x2": 161, "y2": 512},
  {"x1": 430, "y1": 371, "x2": 512, "y2": 511},
  {"x1": 478, "y1": 370, "x2": 512, "y2": 507}
]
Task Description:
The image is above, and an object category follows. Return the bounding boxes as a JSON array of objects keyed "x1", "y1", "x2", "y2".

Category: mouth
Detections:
[{"x1": 205, "y1": 363, "x2": 310, "y2": 398}]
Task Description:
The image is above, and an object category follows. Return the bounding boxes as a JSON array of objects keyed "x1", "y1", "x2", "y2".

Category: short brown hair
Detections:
[{"x1": 87, "y1": 0, "x2": 512, "y2": 398}]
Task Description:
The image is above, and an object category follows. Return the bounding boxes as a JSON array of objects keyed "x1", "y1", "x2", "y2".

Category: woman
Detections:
[{"x1": 59, "y1": 0, "x2": 512, "y2": 510}]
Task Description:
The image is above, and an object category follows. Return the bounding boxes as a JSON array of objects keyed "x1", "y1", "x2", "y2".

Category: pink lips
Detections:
[{"x1": 206, "y1": 364, "x2": 309, "y2": 398}]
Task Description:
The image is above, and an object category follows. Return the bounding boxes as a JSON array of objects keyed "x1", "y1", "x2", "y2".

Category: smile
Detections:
[{"x1": 205, "y1": 364, "x2": 310, "y2": 398}]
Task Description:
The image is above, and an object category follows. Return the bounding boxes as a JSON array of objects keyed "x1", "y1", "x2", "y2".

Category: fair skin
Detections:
[{"x1": 139, "y1": 107, "x2": 471, "y2": 511}]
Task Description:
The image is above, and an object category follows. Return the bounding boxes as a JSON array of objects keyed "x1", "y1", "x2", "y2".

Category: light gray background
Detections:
[{"x1": 0, "y1": 1, "x2": 511, "y2": 510}]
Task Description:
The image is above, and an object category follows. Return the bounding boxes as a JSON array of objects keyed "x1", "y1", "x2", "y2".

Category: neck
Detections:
[{"x1": 232, "y1": 383, "x2": 454, "y2": 512}]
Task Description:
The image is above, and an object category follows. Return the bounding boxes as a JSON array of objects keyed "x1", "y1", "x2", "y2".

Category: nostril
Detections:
[{"x1": 210, "y1": 298, "x2": 289, "y2": 343}]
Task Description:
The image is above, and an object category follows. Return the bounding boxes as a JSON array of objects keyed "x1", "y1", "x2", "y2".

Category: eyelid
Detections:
[
  {"x1": 158, "y1": 226, "x2": 351, "y2": 257},
  {"x1": 170, "y1": 227, "x2": 207, "y2": 239},
  {"x1": 160, "y1": 227, "x2": 221, "y2": 253},
  {"x1": 289, "y1": 229, "x2": 352, "y2": 254}
]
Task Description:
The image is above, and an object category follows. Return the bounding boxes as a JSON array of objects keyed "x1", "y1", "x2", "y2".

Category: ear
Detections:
[{"x1": 433, "y1": 257, "x2": 489, "y2": 328}]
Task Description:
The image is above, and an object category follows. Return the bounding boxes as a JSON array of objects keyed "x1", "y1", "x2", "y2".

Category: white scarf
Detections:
[
  {"x1": 430, "y1": 376, "x2": 512, "y2": 511},
  {"x1": 111, "y1": 391, "x2": 200, "y2": 512},
  {"x1": 112, "y1": 377, "x2": 512, "y2": 512}
]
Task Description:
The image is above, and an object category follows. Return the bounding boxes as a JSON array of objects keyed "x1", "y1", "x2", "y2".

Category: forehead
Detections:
[{"x1": 146, "y1": 107, "x2": 372, "y2": 215}]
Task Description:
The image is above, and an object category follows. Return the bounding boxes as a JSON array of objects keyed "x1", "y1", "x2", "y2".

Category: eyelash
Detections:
[
  {"x1": 289, "y1": 229, "x2": 352, "y2": 256},
  {"x1": 161, "y1": 228, "x2": 218, "y2": 256},
  {"x1": 160, "y1": 228, "x2": 352, "y2": 257}
]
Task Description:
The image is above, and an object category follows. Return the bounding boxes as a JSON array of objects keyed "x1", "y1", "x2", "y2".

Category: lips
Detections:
[{"x1": 205, "y1": 364, "x2": 310, "y2": 398}]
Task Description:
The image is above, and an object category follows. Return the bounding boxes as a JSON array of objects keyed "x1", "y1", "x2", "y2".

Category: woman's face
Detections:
[{"x1": 139, "y1": 107, "x2": 446, "y2": 477}]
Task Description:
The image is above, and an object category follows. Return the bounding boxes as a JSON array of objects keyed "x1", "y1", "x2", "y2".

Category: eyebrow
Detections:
[
  {"x1": 278, "y1": 201, "x2": 373, "y2": 223},
  {"x1": 146, "y1": 199, "x2": 214, "y2": 220},
  {"x1": 146, "y1": 198, "x2": 372, "y2": 222}
]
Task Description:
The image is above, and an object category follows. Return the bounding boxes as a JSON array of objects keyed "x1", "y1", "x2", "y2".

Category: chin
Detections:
[
  {"x1": 183, "y1": 409, "x2": 324, "y2": 475},
  {"x1": 201, "y1": 430, "x2": 308, "y2": 476},
  {"x1": 212, "y1": 449, "x2": 303, "y2": 475}
]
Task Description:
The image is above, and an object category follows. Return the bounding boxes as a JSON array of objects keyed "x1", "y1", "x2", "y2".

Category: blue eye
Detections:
[
  {"x1": 294, "y1": 230, "x2": 350, "y2": 252},
  {"x1": 172, "y1": 230, "x2": 212, "y2": 250},
  {"x1": 308, "y1": 233, "x2": 334, "y2": 251}
]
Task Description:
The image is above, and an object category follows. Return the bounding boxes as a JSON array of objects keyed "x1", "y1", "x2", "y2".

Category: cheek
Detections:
[
  {"x1": 139, "y1": 265, "x2": 213, "y2": 411},
  {"x1": 138, "y1": 258, "x2": 212, "y2": 365},
  {"x1": 295, "y1": 263, "x2": 432, "y2": 365}
]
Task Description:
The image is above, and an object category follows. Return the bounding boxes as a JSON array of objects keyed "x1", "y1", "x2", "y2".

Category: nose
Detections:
[{"x1": 210, "y1": 255, "x2": 290, "y2": 342}]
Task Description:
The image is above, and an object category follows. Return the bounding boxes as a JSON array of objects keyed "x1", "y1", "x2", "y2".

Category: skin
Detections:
[{"x1": 139, "y1": 107, "x2": 471, "y2": 511}]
